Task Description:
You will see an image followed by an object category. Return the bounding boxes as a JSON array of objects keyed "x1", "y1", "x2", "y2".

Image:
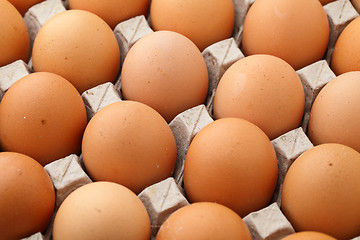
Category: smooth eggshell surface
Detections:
[
  {"x1": 242, "y1": 0, "x2": 329, "y2": 70},
  {"x1": 183, "y1": 118, "x2": 278, "y2": 217},
  {"x1": 0, "y1": 152, "x2": 55, "y2": 239},
  {"x1": 156, "y1": 202, "x2": 252, "y2": 240},
  {"x1": 0, "y1": 0, "x2": 30, "y2": 67},
  {"x1": 0, "y1": 72, "x2": 87, "y2": 166},
  {"x1": 150, "y1": 0, "x2": 234, "y2": 51},
  {"x1": 68, "y1": 0, "x2": 150, "y2": 29},
  {"x1": 308, "y1": 71, "x2": 360, "y2": 153},
  {"x1": 52, "y1": 181, "x2": 151, "y2": 240},
  {"x1": 213, "y1": 54, "x2": 305, "y2": 140},
  {"x1": 121, "y1": 30, "x2": 208, "y2": 123},
  {"x1": 82, "y1": 101, "x2": 177, "y2": 194},
  {"x1": 32, "y1": 10, "x2": 120, "y2": 94},
  {"x1": 331, "y1": 17, "x2": 360, "y2": 75},
  {"x1": 282, "y1": 231, "x2": 337, "y2": 240},
  {"x1": 281, "y1": 143, "x2": 360, "y2": 240}
]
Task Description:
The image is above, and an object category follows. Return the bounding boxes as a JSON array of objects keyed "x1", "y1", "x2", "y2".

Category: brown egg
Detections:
[
  {"x1": 281, "y1": 143, "x2": 360, "y2": 239},
  {"x1": 213, "y1": 54, "x2": 305, "y2": 140},
  {"x1": 82, "y1": 100, "x2": 177, "y2": 194},
  {"x1": 7, "y1": 0, "x2": 45, "y2": 15},
  {"x1": 0, "y1": 152, "x2": 55, "y2": 239},
  {"x1": 352, "y1": 0, "x2": 360, "y2": 13},
  {"x1": 0, "y1": 0, "x2": 30, "y2": 67},
  {"x1": 331, "y1": 17, "x2": 360, "y2": 75},
  {"x1": 53, "y1": 181, "x2": 150, "y2": 240},
  {"x1": 308, "y1": 71, "x2": 360, "y2": 152},
  {"x1": 150, "y1": 0, "x2": 234, "y2": 51},
  {"x1": 32, "y1": 10, "x2": 120, "y2": 94},
  {"x1": 242, "y1": 0, "x2": 329, "y2": 70},
  {"x1": 68, "y1": 0, "x2": 150, "y2": 29},
  {"x1": 121, "y1": 31, "x2": 208, "y2": 123},
  {"x1": 183, "y1": 118, "x2": 278, "y2": 217},
  {"x1": 282, "y1": 231, "x2": 337, "y2": 240},
  {"x1": 0, "y1": 72, "x2": 87, "y2": 166},
  {"x1": 156, "y1": 202, "x2": 252, "y2": 240}
]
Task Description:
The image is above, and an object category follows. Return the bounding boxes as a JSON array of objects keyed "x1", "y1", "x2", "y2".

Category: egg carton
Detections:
[{"x1": 0, "y1": 0, "x2": 359, "y2": 239}]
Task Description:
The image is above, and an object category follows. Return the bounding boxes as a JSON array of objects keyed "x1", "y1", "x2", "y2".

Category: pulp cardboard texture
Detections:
[
  {"x1": 202, "y1": 37, "x2": 244, "y2": 115},
  {"x1": 81, "y1": 82, "x2": 122, "y2": 122},
  {"x1": 243, "y1": 203, "x2": 295, "y2": 240},
  {"x1": 271, "y1": 127, "x2": 314, "y2": 206},
  {"x1": 296, "y1": 60, "x2": 336, "y2": 133},
  {"x1": 138, "y1": 177, "x2": 189, "y2": 239},
  {"x1": 0, "y1": 60, "x2": 32, "y2": 100},
  {"x1": 3, "y1": 0, "x2": 358, "y2": 239},
  {"x1": 169, "y1": 104, "x2": 214, "y2": 186}
]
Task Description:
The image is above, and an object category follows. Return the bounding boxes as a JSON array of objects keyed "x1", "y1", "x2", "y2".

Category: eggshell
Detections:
[
  {"x1": 183, "y1": 118, "x2": 278, "y2": 217},
  {"x1": 121, "y1": 31, "x2": 208, "y2": 123},
  {"x1": 242, "y1": 0, "x2": 329, "y2": 70},
  {"x1": 281, "y1": 143, "x2": 360, "y2": 239},
  {"x1": 282, "y1": 231, "x2": 337, "y2": 240},
  {"x1": 7, "y1": 0, "x2": 46, "y2": 15},
  {"x1": 308, "y1": 71, "x2": 360, "y2": 153},
  {"x1": 68, "y1": 0, "x2": 150, "y2": 29},
  {"x1": 82, "y1": 100, "x2": 177, "y2": 194},
  {"x1": 0, "y1": 72, "x2": 87, "y2": 166},
  {"x1": 331, "y1": 17, "x2": 360, "y2": 75},
  {"x1": 150, "y1": 0, "x2": 234, "y2": 51},
  {"x1": 319, "y1": 0, "x2": 337, "y2": 5},
  {"x1": 213, "y1": 54, "x2": 305, "y2": 140},
  {"x1": 32, "y1": 10, "x2": 120, "y2": 94},
  {"x1": 156, "y1": 202, "x2": 252, "y2": 240},
  {"x1": 0, "y1": 152, "x2": 55, "y2": 239},
  {"x1": 53, "y1": 181, "x2": 150, "y2": 240},
  {"x1": 0, "y1": 0, "x2": 30, "y2": 67}
]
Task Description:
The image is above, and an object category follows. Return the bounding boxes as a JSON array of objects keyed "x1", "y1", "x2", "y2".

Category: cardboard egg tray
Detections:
[{"x1": 0, "y1": 0, "x2": 359, "y2": 239}]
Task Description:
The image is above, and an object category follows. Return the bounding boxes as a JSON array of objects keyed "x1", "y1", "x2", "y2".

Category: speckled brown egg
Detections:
[
  {"x1": 53, "y1": 181, "x2": 150, "y2": 240},
  {"x1": 156, "y1": 202, "x2": 252, "y2": 240},
  {"x1": 331, "y1": 17, "x2": 360, "y2": 75},
  {"x1": 150, "y1": 0, "x2": 234, "y2": 51},
  {"x1": 308, "y1": 71, "x2": 360, "y2": 153},
  {"x1": 121, "y1": 30, "x2": 208, "y2": 123},
  {"x1": 242, "y1": 0, "x2": 329, "y2": 70},
  {"x1": 68, "y1": 0, "x2": 150, "y2": 29},
  {"x1": 183, "y1": 118, "x2": 278, "y2": 217},
  {"x1": 32, "y1": 10, "x2": 120, "y2": 94},
  {"x1": 0, "y1": 0, "x2": 30, "y2": 67},
  {"x1": 82, "y1": 100, "x2": 177, "y2": 194},
  {"x1": 0, "y1": 152, "x2": 55, "y2": 239},
  {"x1": 213, "y1": 54, "x2": 305, "y2": 140},
  {"x1": 0, "y1": 72, "x2": 87, "y2": 166},
  {"x1": 281, "y1": 143, "x2": 360, "y2": 239}
]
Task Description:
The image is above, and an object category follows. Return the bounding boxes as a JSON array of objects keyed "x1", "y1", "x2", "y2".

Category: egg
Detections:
[
  {"x1": 0, "y1": 72, "x2": 87, "y2": 166},
  {"x1": 0, "y1": 0, "x2": 30, "y2": 67},
  {"x1": 331, "y1": 17, "x2": 360, "y2": 75},
  {"x1": 242, "y1": 0, "x2": 329, "y2": 70},
  {"x1": 52, "y1": 181, "x2": 150, "y2": 240},
  {"x1": 121, "y1": 30, "x2": 208, "y2": 123},
  {"x1": 213, "y1": 54, "x2": 305, "y2": 140},
  {"x1": 183, "y1": 118, "x2": 278, "y2": 217},
  {"x1": 68, "y1": 0, "x2": 150, "y2": 29},
  {"x1": 282, "y1": 231, "x2": 337, "y2": 240},
  {"x1": 319, "y1": 0, "x2": 337, "y2": 5},
  {"x1": 308, "y1": 71, "x2": 360, "y2": 153},
  {"x1": 150, "y1": 0, "x2": 234, "y2": 51},
  {"x1": 0, "y1": 152, "x2": 55, "y2": 239},
  {"x1": 156, "y1": 202, "x2": 252, "y2": 240},
  {"x1": 281, "y1": 143, "x2": 360, "y2": 239},
  {"x1": 32, "y1": 10, "x2": 120, "y2": 94},
  {"x1": 82, "y1": 100, "x2": 177, "y2": 194},
  {"x1": 7, "y1": 0, "x2": 46, "y2": 16}
]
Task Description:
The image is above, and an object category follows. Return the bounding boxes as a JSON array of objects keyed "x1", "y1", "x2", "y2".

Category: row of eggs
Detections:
[{"x1": 1, "y1": 0, "x2": 360, "y2": 239}]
